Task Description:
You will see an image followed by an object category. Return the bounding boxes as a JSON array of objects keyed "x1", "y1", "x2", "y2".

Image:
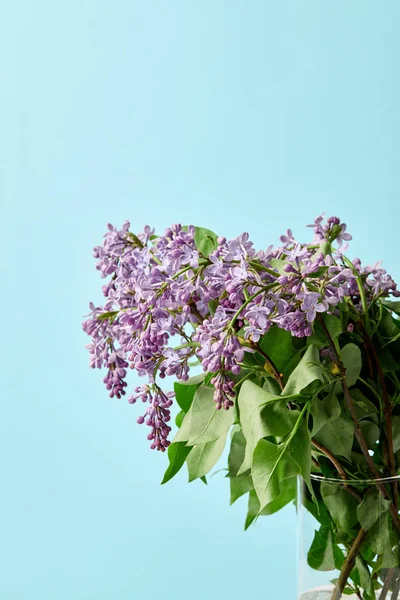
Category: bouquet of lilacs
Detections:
[{"x1": 83, "y1": 215, "x2": 400, "y2": 599}]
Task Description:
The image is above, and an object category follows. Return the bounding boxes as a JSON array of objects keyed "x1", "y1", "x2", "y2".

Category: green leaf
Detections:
[
  {"x1": 366, "y1": 513, "x2": 398, "y2": 568},
  {"x1": 340, "y1": 298, "x2": 349, "y2": 331},
  {"x1": 355, "y1": 556, "x2": 374, "y2": 599},
  {"x1": 359, "y1": 420, "x2": 380, "y2": 449},
  {"x1": 288, "y1": 419, "x2": 312, "y2": 493},
  {"x1": 258, "y1": 325, "x2": 296, "y2": 373},
  {"x1": 175, "y1": 410, "x2": 185, "y2": 428},
  {"x1": 244, "y1": 490, "x2": 260, "y2": 530},
  {"x1": 268, "y1": 258, "x2": 287, "y2": 275},
  {"x1": 282, "y1": 344, "x2": 324, "y2": 396},
  {"x1": 351, "y1": 389, "x2": 378, "y2": 421},
  {"x1": 228, "y1": 430, "x2": 247, "y2": 477},
  {"x1": 252, "y1": 439, "x2": 297, "y2": 511},
  {"x1": 200, "y1": 476, "x2": 207, "y2": 485},
  {"x1": 262, "y1": 377, "x2": 282, "y2": 395},
  {"x1": 379, "y1": 307, "x2": 400, "y2": 339},
  {"x1": 259, "y1": 479, "x2": 296, "y2": 515},
  {"x1": 174, "y1": 374, "x2": 205, "y2": 413},
  {"x1": 383, "y1": 330, "x2": 400, "y2": 348},
  {"x1": 392, "y1": 416, "x2": 400, "y2": 453},
  {"x1": 243, "y1": 481, "x2": 297, "y2": 527},
  {"x1": 308, "y1": 315, "x2": 342, "y2": 348},
  {"x1": 321, "y1": 482, "x2": 359, "y2": 533},
  {"x1": 357, "y1": 487, "x2": 391, "y2": 532},
  {"x1": 252, "y1": 419, "x2": 311, "y2": 511},
  {"x1": 384, "y1": 301, "x2": 400, "y2": 316},
  {"x1": 314, "y1": 416, "x2": 355, "y2": 459},
  {"x1": 307, "y1": 526, "x2": 344, "y2": 571},
  {"x1": 127, "y1": 231, "x2": 145, "y2": 247},
  {"x1": 97, "y1": 310, "x2": 119, "y2": 320},
  {"x1": 343, "y1": 585, "x2": 360, "y2": 596},
  {"x1": 230, "y1": 475, "x2": 254, "y2": 505},
  {"x1": 161, "y1": 442, "x2": 192, "y2": 484},
  {"x1": 174, "y1": 386, "x2": 234, "y2": 445},
  {"x1": 186, "y1": 435, "x2": 227, "y2": 482},
  {"x1": 378, "y1": 347, "x2": 399, "y2": 372},
  {"x1": 302, "y1": 496, "x2": 332, "y2": 528},
  {"x1": 341, "y1": 343, "x2": 362, "y2": 387},
  {"x1": 322, "y1": 314, "x2": 342, "y2": 340},
  {"x1": 281, "y1": 348, "x2": 305, "y2": 382},
  {"x1": 237, "y1": 380, "x2": 299, "y2": 475},
  {"x1": 318, "y1": 241, "x2": 332, "y2": 257},
  {"x1": 307, "y1": 326, "x2": 327, "y2": 349},
  {"x1": 242, "y1": 382, "x2": 299, "y2": 438},
  {"x1": 208, "y1": 299, "x2": 219, "y2": 316},
  {"x1": 311, "y1": 392, "x2": 341, "y2": 436},
  {"x1": 238, "y1": 348, "x2": 263, "y2": 369},
  {"x1": 307, "y1": 266, "x2": 330, "y2": 278},
  {"x1": 193, "y1": 226, "x2": 218, "y2": 257}
]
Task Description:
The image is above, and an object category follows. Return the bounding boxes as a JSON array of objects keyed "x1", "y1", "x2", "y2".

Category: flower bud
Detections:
[{"x1": 331, "y1": 362, "x2": 341, "y2": 376}]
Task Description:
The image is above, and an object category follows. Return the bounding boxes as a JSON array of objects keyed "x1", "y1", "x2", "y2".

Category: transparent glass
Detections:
[{"x1": 297, "y1": 475, "x2": 400, "y2": 600}]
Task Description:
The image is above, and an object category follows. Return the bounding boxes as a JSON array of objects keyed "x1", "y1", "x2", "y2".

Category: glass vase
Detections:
[{"x1": 297, "y1": 475, "x2": 400, "y2": 600}]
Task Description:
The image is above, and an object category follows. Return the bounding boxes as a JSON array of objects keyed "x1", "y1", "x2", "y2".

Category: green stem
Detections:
[
  {"x1": 310, "y1": 439, "x2": 362, "y2": 502},
  {"x1": 342, "y1": 255, "x2": 370, "y2": 331},
  {"x1": 249, "y1": 341, "x2": 284, "y2": 390},
  {"x1": 127, "y1": 232, "x2": 144, "y2": 249},
  {"x1": 354, "y1": 587, "x2": 362, "y2": 600},
  {"x1": 331, "y1": 527, "x2": 367, "y2": 600},
  {"x1": 257, "y1": 401, "x2": 311, "y2": 492},
  {"x1": 248, "y1": 260, "x2": 281, "y2": 277},
  {"x1": 358, "y1": 376, "x2": 382, "y2": 404},
  {"x1": 156, "y1": 260, "x2": 209, "y2": 297},
  {"x1": 358, "y1": 320, "x2": 398, "y2": 511},
  {"x1": 228, "y1": 283, "x2": 278, "y2": 330},
  {"x1": 285, "y1": 402, "x2": 310, "y2": 444},
  {"x1": 233, "y1": 369, "x2": 266, "y2": 389},
  {"x1": 172, "y1": 342, "x2": 200, "y2": 351},
  {"x1": 378, "y1": 569, "x2": 396, "y2": 600},
  {"x1": 392, "y1": 576, "x2": 400, "y2": 600},
  {"x1": 319, "y1": 317, "x2": 400, "y2": 535}
]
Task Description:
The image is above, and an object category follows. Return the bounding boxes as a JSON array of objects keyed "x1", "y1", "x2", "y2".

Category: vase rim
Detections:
[{"x1": 310, "y1": 473, "x2": 400, "y2": 484}]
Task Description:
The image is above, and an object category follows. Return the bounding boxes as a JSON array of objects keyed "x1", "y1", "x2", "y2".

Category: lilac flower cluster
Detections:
[
  {"x1": 128, "y1": 384, "x2": 173, "y2": 451},
  {"x1": 83, "y1": 214, "x2": 400, "y2": 450},
  {"x1": 193, "y1": 307, "x2": 247, "y2": 408}
]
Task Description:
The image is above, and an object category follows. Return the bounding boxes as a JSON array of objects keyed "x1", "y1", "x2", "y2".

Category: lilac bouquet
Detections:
[{"x1": 83, "y1": 215, "x2": 400, "y2": 599}]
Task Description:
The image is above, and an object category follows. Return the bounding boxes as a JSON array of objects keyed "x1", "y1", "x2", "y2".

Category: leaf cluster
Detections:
[{"x1": 160, "y1": 227, "x2": 400, "y2": 596}]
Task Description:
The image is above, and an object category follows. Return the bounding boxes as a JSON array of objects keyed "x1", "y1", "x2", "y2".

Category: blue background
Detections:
[{"x1": 2, "y1": 2, "x2": 400, "y2": 599}]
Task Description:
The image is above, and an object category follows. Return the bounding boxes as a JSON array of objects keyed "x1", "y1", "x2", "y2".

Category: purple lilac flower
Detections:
[
  {"x1": 130, "y1": 385, "x2": 173, "y2": 451},
  {"x1": 193, "y1": 308, "x2": 245, "y2": 376},
  {"x1": 306, "y1": 214, "x2": 352, "y2": 248},
  {"x1": 84, "y1": 214, "x2": 400, "y2": 451},
  {"x1": 301, "y1": 292, "x2": 327, "y2": 322},
  {"x1": 223, "y1": 232, "x2": 256, "y2": 262},
  {"x1": 306, "y1": 213, "x2": 325, "y2": 242},
  {"x1": 103, "y1": 349, "x2": 129, "y2": 398},
  {"x1": 211, "y1": 373, "x2": 235, "y2": 410},
  {"x1": 156, "y1": 224, "x2": 199, "y2": 274},
  {"x1": 334, "y1": 222, "x2": 352, "y2": 247},
  {"x1": 159, "y1": 347, "x2": 191, "y2": 381},
  {"x1": 244, "y1": 301, "x2": 273, "y2": 342},
  {"x1": 283, "y1": 244, "x2": 310, "y2": 263},
  {"x1": 93, "y1": 221, "x2": 131, "y2": 278},
  {"x1": 82, "y1": 302, "x2": 117, "y2": 369},
  {"x1": 280, "y1": 228, "x2": 296, "y2": 246},
  {"x1": 275, "y1": 309, "x2": 313, "y2": 337}
]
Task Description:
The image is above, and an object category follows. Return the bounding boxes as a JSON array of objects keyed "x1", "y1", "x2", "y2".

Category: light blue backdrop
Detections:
[{"x1": 2, "y1": 2, "x2": 400, "y2": 599}]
